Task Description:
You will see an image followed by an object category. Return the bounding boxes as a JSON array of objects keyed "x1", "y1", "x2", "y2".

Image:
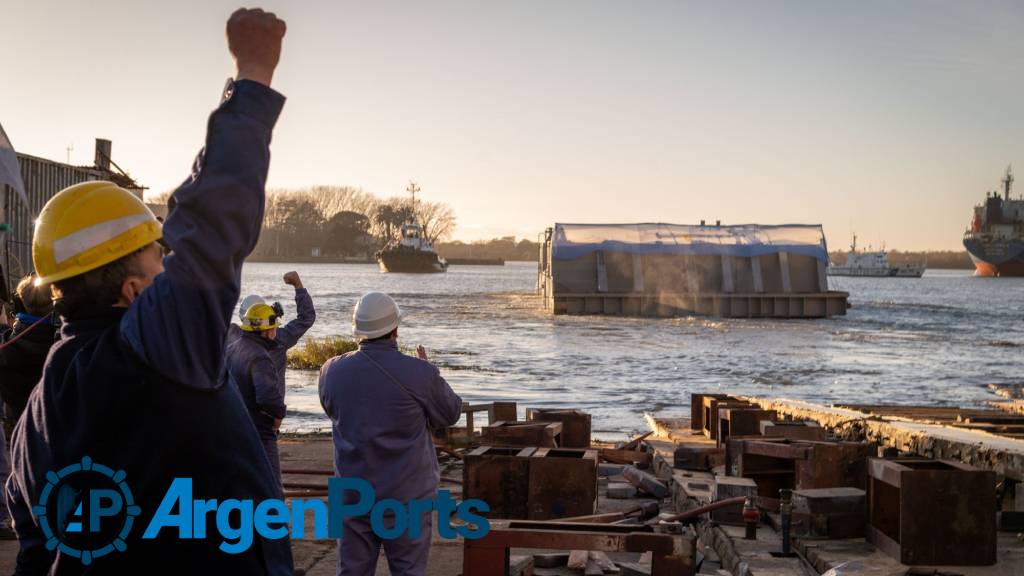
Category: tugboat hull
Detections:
[{"x1": 377, "y1": 248, "x2": 448, "y2": 273}]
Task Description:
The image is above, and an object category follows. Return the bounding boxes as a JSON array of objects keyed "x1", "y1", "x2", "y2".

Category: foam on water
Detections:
[{"x1": 239, "y1": 263, "x2": 1024, "y2": 438}]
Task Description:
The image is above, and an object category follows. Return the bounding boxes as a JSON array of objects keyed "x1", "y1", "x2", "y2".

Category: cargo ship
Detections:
[
  {"x1": 964, "y1": 166, "x2": 1024, "y2": 277},
  {"x1": 376, "y1": 183, "x2": 448, "y2": 273},
  {"x1": 826, "y1": 235, "x2": 925, "y2": 278}
]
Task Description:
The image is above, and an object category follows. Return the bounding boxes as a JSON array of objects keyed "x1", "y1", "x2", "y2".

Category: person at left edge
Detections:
[
  {"x1": 228, "y1": 271, "x2": 316, "y2": 487},
  {"x1": 5, "y1": 8, "x2": 292, "y2": 575},
  {"x1": 0, "y1": 275, "x2": 56, "y2": 541}
]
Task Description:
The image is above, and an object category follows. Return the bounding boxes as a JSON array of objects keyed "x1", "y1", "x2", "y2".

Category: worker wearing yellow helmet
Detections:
[
  {"x1": 227, "y1": 271, "x2": 316, "y2": 489},
  {"x1": 7, "y1": 8, "x2": 294, "y2": 574},
  {"x1": 226, "y1": 301, "x2": 288, "y2": 488},
  {"x1": 240, "y1": 302, "x2": 281, "y2": 333},
  {"x1": 31, "y1": 179, "x2": 165, "y2": 289}
]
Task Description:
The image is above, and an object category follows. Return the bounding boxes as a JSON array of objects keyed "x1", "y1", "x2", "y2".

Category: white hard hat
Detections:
[
  {"x1": 239, "y1": 294, "x2": 265, "y2": 322},
  {"x1": 352, "y1": 292, "x2": 401, "y2": 339}
]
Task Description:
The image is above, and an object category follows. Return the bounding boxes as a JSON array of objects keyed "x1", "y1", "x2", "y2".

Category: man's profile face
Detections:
[
  {"x1": 261, "y1": 327, "x2": 278, "y2": 341},
  {"x1": 122, "y1": 242, "x2": 165, "y2": 304},
  {"x1": 136, "y1": 242, "x2": 166, "y2": 287}
]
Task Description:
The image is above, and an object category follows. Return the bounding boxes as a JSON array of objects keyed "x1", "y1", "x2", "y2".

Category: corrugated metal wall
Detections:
[{"x1": 1, "y1": 154, "x2": 107, "y2": 295}]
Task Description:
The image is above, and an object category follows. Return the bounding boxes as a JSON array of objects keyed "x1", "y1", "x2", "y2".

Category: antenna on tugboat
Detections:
[
  {"x1": 407, "y1": 181, "x2": 421, "y2": 208},
  {"x1": 1003, "y1": 165, "x2": 1014, "y2": 201}
]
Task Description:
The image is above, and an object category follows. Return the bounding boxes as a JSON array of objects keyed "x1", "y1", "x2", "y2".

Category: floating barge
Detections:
[{"x1": 537, "y1": 223, "x2": 849, "y2": 318}]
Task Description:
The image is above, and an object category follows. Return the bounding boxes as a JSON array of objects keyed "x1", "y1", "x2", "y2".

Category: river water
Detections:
[{"x1": 239, "y1": 262, "x2": 1024, "y2": 439}]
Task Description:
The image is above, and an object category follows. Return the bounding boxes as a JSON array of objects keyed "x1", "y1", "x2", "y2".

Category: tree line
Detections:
[
  {"x1": 436, "y1": 237, "x2": 540, "y2": 262},
  {"x1": 154, "y1": 186, "x2": 456, "y2": 259}
]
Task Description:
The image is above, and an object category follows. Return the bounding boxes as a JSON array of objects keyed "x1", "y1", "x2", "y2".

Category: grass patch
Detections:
[
  {"x1": 287, "y1": 336, "x2": 361, "y2": 370},
  {"x1": 288, "y1": 336, "x2": 420, "y2": 370}
]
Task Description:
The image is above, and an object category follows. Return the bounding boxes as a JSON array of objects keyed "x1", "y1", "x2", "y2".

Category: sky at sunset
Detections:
[{"x1": 4, "y1": 0, "x2": 1024, "y2": 249}]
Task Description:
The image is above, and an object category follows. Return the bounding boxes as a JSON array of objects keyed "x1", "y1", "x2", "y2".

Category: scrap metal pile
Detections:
[{"x1": 434, "y1": 402, "x2": 698, "y2": 575}]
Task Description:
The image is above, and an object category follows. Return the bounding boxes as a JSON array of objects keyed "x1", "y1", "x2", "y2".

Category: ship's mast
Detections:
[
  {"x1": 850, "y1": 233, "x2": 857, "y2": 253},
  {"x1": 407, "y1": 181, "x2": 420, "y2": 209},
  {"x1": 1003, "y1": 165, "x2": 1014, "y2": 201}
]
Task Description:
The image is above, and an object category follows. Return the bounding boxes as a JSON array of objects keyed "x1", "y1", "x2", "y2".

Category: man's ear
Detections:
[{"x1": 119, "y1": 276, "x2": 144, "y2": 306}]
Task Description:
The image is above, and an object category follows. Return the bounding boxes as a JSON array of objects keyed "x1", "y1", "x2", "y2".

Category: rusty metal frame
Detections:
[
  {"x1": 525, "y1": 408, "x2": 592, "y2": 448},
  {"x1": 463, "y1": 521, "x2": 694, "y2": 576},
  {"x1": 433, "y1": 402, "x2": 519, "y2": 447},
  {"x1": 691, "y1": 393, "x2": 730, "y2": 431},
  {"x1": 867, "y1": 457, "x2": 996, "y2": 566},
  {"x1": 463, "y1": 402, "x2": 518, "y2": 436},
  {"x1": 716, "y1": 407, "x2": 777, "y2": 447},
  {"x1": 464, "y1": 446, "x2": 536, "y2": 519},
  {"x1": 528, "y1": 447, "x2": 599, "y2": 520},
  {"x1": 701, "y1": 397, "x2": 750, "y2": 439}
]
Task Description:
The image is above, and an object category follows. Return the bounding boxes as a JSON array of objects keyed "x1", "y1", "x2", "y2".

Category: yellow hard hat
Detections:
[
  {"x1": 32, "y1": 181, "x2": 162, "y2": 285},
  {"x1": 241, "y1": 303, "x2": 281, "y2": 332}
]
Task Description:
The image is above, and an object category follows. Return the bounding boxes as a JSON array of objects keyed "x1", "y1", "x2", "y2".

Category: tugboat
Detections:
[
  {"x1": 827, "y1": 235, "x2": 925, "y2": 277},
  {"x1": 963, "y1": 166, "x2": 1024, "y2": 276},
  {"x1": 376, "y1": 182, "x2": 449, "y2": 273}
]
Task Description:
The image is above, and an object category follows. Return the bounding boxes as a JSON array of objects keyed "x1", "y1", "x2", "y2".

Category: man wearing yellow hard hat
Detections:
[
  {"x1": 6, "y1": 8, "x2": 293, "y2": 575},
  {"x1": 229, "y1": 270, "x2": 317, "y2": 484},
  {"x1": 226, "y1": 301, "x2": 289, "y2": 488}
]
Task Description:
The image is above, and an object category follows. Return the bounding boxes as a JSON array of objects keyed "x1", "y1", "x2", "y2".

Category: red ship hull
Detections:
[
  {"x1": 972, "y1": 259, "x2": 1024, "y2": 277},
  {"x1": 964, "y1": 237, "x2": 1024, "y2": 277}
]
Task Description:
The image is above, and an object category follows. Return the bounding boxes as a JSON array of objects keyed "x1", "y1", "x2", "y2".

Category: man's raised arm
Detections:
[
  {"x1": 122, "y1": 9, "x2": 287, "y2": 388},
  {"x1": 276, "y1": 271, "x2": 316, "y2": 348}
]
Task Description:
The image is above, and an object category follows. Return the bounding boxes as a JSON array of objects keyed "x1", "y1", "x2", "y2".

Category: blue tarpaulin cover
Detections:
[{"x1": 552, "y1": 223, "x2": 828, "y2": 262}]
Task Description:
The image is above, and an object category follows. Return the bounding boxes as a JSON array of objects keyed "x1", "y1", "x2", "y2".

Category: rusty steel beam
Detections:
[
  {"x1": 281, "y1": 468, "x2": 333, "y2": 476},
  {"x1": 482, "y1": 421, "x2": 563, "y2": 448},
  {"x1": 462, "y1": 521, "x2": 694, "y2": 576},
  {"x1": 759, "y1": 421, "x2": 827, "y2": 442},
  {"x1": 673, "y1": 445, "x2": 724, "y2": 471},
  {"x1": 739, "y1": 439, "x2": 811, "y2": 460},
  {"x1": 599, "y1": 448, "x2": 651, "y2": 467}
]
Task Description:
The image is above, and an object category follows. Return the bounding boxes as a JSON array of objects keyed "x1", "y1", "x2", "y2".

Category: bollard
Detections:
[
  {"x1": 779, "y1": 489, "x2": 793, "y2": 555},
  {"x1": 742, "y1": 497, "x2": 759, "y2": 540}
]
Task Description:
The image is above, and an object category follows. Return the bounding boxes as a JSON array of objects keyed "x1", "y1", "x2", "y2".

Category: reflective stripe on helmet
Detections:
[{"x1": 51, "y1": 213, "x2": 154, "y2": 265}]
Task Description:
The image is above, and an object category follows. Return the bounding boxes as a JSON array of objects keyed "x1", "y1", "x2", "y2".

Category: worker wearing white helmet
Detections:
[{"x1": 319, "y1": 291, "x2": 462, "y2": 576}]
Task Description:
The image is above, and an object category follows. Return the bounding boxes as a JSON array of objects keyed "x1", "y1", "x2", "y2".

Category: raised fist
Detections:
[
  {"x1": 226, "y1": 8, "x2": 286, "y2": 87},
  {"x1": 283, "y1": 271, "x2": 302, "y2": 288}
]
